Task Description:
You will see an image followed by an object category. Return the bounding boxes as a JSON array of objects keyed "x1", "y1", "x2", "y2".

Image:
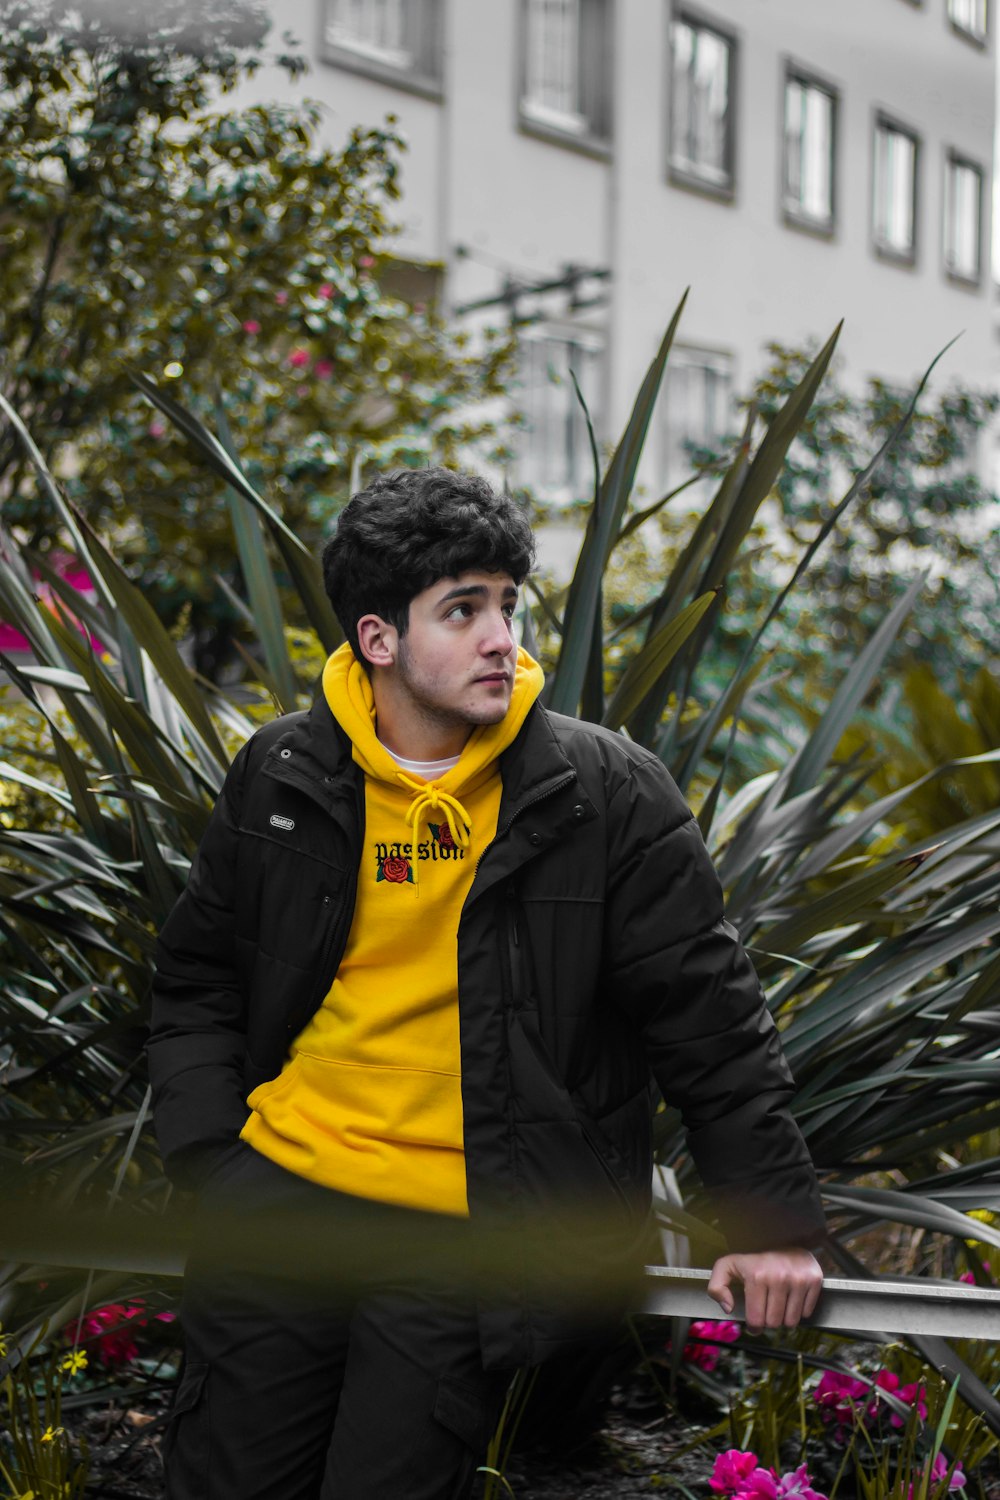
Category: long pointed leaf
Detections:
[
  {"x1": 548, "y1": 292, "x2": 688, "y2": 715},
  {"x1": 215, "y1": 393, "x2": 300, "y2": 710},
  {"x1": 129, "y1": 369, "x2": 341, "y2": 652},
  {"x1": 603, "y1": 592, "x2": 716, "y2": 730}
]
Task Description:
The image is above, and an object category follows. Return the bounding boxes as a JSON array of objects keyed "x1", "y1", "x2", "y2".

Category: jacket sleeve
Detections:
[
  {"x1": 146, "y1": 741, "x2": 253, "y2": 1190},
  {"x1": 604, "y1": 755, "x2": 825, "y2": 1253}
]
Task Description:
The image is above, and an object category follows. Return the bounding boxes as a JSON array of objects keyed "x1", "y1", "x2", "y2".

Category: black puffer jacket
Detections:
[{"x1": 148, "y1": 694, "x2": 825, "y2": 1367}]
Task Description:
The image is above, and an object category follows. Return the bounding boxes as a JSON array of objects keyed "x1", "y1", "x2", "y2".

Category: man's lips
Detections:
[{"x1": 475, "y1": 672, "x2": 511, "y2": 684}]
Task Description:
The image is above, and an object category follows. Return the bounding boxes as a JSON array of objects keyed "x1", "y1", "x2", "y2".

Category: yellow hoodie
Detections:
[{"x1": 241, "y1": 642, "x2": 544, "y2": 1215}]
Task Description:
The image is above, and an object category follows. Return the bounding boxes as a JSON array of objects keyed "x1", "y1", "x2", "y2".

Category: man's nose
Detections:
[{"x1": 482, "y1": 612, "x2": 515, "y2": 656}]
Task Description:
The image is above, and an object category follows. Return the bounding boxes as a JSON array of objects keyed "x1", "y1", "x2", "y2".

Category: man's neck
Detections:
[{"x1": 371, "y1": 682, "x2": 472, "y2": 761}]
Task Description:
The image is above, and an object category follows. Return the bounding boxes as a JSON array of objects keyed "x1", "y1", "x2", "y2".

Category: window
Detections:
[
  {"x1": 520, "y1": 0, "x2": 612, "y2": 146},
  {"x1": 669, "y1": 13, "x2": 736, "y2": 195},
  {"x1": 944, "y1": 152, "x2": 983, "y2": 283},
  {"x1": 322, "y1": 0, "x2": 442, "y2": 91},
  {"x1": 661, "y1": 347, "x2": 733, "y2": 488},
  {"x1": 948, "y1": 0, "x2": 988, "y2": 42},
  {"x1": 518, "y1": 329, "x2": 604, "y2": 502},
  {"x1": 873, "y1": 117, "x2": 919, "y2": 262},
  {"x1": 782, "y1": 69, "x2": 837, "y2": 232}
]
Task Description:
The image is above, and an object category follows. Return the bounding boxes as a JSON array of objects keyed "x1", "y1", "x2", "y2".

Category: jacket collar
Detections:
[
  {"x1": 260, "y1": 688, "x2": 357, "y2": 819},
  {"x1": 261, "y1": 692, "x2": 594, "y2": 860}
]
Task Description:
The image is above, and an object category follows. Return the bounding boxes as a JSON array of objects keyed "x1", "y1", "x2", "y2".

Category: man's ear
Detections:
[{"x1": 357, "y1": 615, "x2": 397, "y2": 670}]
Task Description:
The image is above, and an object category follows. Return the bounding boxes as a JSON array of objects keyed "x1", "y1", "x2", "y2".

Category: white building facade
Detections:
[{"x1": 243, "y1": 0, "x2": 996, "y2": 502}]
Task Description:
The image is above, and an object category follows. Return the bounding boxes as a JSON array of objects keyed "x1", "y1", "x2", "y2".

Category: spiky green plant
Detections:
[{"x1": 0, "y1": 294, "x2": 998, "y2": 1442}]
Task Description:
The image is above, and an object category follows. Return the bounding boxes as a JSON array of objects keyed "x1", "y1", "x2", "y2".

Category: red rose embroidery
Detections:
[
  {"x1": 382, "y1": 855, "x2": 411, "y2": 883},
  {"x1": 437, "y1": 824, "x2": 456, "y2": 850}
]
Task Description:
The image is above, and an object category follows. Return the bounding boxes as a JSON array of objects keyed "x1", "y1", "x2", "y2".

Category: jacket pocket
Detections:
[{"x1": 506, "y1": 1009, "x2": 638, "y2": 1224}]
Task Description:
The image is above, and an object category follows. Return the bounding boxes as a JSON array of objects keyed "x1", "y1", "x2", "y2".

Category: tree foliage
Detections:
[
  {"x1": 665, "y1": 344, "x2": 999, "y2": 698},
  {"x1": 0, "y1": 0, "x2": 513, "y2": 667}
]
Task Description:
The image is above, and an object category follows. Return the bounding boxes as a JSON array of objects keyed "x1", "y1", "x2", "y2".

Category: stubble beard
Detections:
[{"x1": 396, "y1": 640, "x2": 511, "y2": 734}]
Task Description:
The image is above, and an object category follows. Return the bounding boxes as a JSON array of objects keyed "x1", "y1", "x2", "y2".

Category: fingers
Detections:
[
  {"x1": 706, "y1": 1250, "x2": 824, "y2": 1334},
  {"x1": 706, "y1": 1255, "x2": 736, "y2": 1314}
]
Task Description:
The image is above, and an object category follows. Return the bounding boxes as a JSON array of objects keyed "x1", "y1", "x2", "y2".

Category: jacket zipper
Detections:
[
  {"x1": 475, "y1": 771, "x2": 577, "y2": 877},
  {"x1": 504, "y1": 864, "x2": 634, "y2": 1223}
]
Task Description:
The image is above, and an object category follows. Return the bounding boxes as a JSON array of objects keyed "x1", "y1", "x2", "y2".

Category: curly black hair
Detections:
[{"x1": 322, "y1": 467, "x2": 535, "y2": 657}]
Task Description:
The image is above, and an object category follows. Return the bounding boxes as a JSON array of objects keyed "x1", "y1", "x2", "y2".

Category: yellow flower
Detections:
[
  {"x1": 40, "y1": 1425, "x2": 64, "y2": 1442},
  {"x1": 60, "y1": 1349, "x2": 88, "y2": 1375}
]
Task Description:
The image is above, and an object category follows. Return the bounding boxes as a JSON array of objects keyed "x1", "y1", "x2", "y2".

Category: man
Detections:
[{"x1": 148, "y1": 467, "x2": 825, "y2": 1500}]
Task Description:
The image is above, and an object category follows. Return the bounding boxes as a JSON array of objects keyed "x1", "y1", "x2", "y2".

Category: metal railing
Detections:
[{"x1": 642, "y1": 1266, "x2": 1000, "y2": 1341}]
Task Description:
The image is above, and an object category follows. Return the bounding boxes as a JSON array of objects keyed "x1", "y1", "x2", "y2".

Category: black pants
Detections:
[{"x1": 163, "y1": 1145, "x2": 511, "y2": 1500}]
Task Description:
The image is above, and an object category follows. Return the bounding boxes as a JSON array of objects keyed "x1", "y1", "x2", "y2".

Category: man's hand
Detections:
[{"x1": 706, "y1": 1248, "x2": 823, "y2": 1333}]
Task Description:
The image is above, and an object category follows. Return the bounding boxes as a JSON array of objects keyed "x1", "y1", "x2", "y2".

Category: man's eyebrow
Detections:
[{"x1": 436, "y1": 583, "x2": 519, "y2": 606}]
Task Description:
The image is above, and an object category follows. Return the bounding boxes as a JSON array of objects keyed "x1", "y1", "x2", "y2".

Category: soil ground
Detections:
[{"x1": 63, "y1": 1374, "x2": 710, "y2": 1499}]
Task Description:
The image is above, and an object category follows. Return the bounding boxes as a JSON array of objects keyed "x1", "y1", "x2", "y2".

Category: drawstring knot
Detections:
[{"x1": 399, "y1": 775, "x2": 471, "y2": 885}]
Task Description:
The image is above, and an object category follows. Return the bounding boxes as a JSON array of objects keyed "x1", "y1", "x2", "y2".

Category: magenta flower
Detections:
[
  {"x1": 773, "y1": 1464, "x2": 827, "y2": 1498},
  {"x1": 710, "y1": 1449, "x2": 760, "y2": 1493},
  {"x1": 241, "y1": 319, "x2": 261, "y2": 335},
  {"x1": 684, "y1": 1319, "x2": 741, "y2": 1372},
  {"x1": 313, "y1": 358, "x2": 334, "y2": 380},
  {"x1": 358, "y1": 254, "x2": 374, "y2": 270},
  {"x1": 274, "y1": 290, "x2": 289, "y2": 305},
  {"x1": 319, "y1": 281, "x2": 334, "y2": 299},
  {"x1": 147, "y1": 419, "x2": 166, "y2": 439},
  {"x1": 64, "y1": 1299, "x2": 175, "y2": 1369},
  {"x1": 814, "y1": 1370, "x2": 869, "y2": 1429},
  {"x1": 929, "y1": 1453, "x2": 967, "y2": 1491},
  {"x1": 287, "y1": 347, "x2": 311, "y2": 369},
  {"x1": 870, "y1": 1369, "x2": 927, "y2": 1428}
]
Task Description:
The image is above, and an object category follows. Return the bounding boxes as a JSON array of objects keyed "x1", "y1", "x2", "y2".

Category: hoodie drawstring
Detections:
[{"x1": 400, "y1": 776, "x2": 471, "y2": 885}]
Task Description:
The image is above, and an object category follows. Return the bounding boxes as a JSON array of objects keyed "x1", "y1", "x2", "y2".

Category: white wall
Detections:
[{"x1": 236, "y1": 0, "x2": 997, "y2": 452}]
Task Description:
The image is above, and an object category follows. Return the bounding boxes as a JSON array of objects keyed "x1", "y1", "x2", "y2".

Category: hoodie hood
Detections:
[{"x1": 322, "y1": 642, "x2": 544, "y2": 872}]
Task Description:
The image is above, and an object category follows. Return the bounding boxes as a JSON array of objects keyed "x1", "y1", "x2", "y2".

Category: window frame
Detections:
[
  {"x1": 659, "y1": 343, "x2": 735, "y2": 491},
  {"x1": 871, "y1": 110, "x2": 920, "y2": 267},
  {"x1": 947, "y1": 0, "x2": 989, "y2": 46},
  {"x1": 517, "y1": 0, "x2": 614, "y2": 158},
  {"x1": 667, "y1": 4, "x2": 739, "y2": 203},
  {"x1": 780, "y1": 60, "x2": 839, "y2": 239},
  {"x1": 319, "y1": 0, "x2": 444, "y2": 100},
  {"x1": 515, "y1": 322, "x2": 607, "y2": 505},
  {"x1": 942, "y1": 148, "x2": 985, "y2": 287}
]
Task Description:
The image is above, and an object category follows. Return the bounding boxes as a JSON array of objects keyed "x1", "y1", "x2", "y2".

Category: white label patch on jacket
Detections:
[{"x1": 270, "y1": 814, "x2": 295, "y2": 831}]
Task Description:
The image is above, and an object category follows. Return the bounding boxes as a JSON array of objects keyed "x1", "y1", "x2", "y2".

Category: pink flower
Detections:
[
  {"x1": 287, "y1": 348, "x2": 311, "y2": 369},
  {"x1": 774, "y1": 1465, "x2": 827, "y2": 1499},
  {"x1": 710, "y1": 1450, "x2": 760, "y2": 1493},
  {"x1": 241, "y1": 319, "x2": 261, "y2": 335},
  {"x1": 709, "y1": 1451, "x2": 827, "y2": 1500},
  {"x1": 743, "y1": 1472, "x2": 778, "y2": 1498},
  {"x1": 358, "y1": 255, "x2": 374, "y2": 270},
  {"x1": 274, "y1": 290, "x2": 289, "y2": 305},
  {"x1": 313, "y1": 359, "x2": 334, "y2": 380},
  {"x1": 319, "y1": 282, "x2": 334, "y2": 299},
  {"x1": 814, "y1": 1370, "x2": 869, "y2": 1429},
  {"x1": 64, "y1": 1299, "x2": 174, "y2": 1369},
  {"x1": 684, "y1": 1319, "x2": 741, "y2": 1372},
  {"x1": 959, "y1": 1264, "x2": 990, "y2": 1285},
  {"x1": 870, "y1": 1369, "x2": 927, "y2": 1428},
  {"x1": 929, "y1": 1454, "x2": 966, "y2": 1491},
  {"x1": 147, "y1": 419, "x2": 166, "y2": 439}
]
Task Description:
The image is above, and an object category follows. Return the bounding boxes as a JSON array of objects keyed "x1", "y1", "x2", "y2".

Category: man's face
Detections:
[{"x1": 393, "y1": 569, "x2": 518, "y2": 735}]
